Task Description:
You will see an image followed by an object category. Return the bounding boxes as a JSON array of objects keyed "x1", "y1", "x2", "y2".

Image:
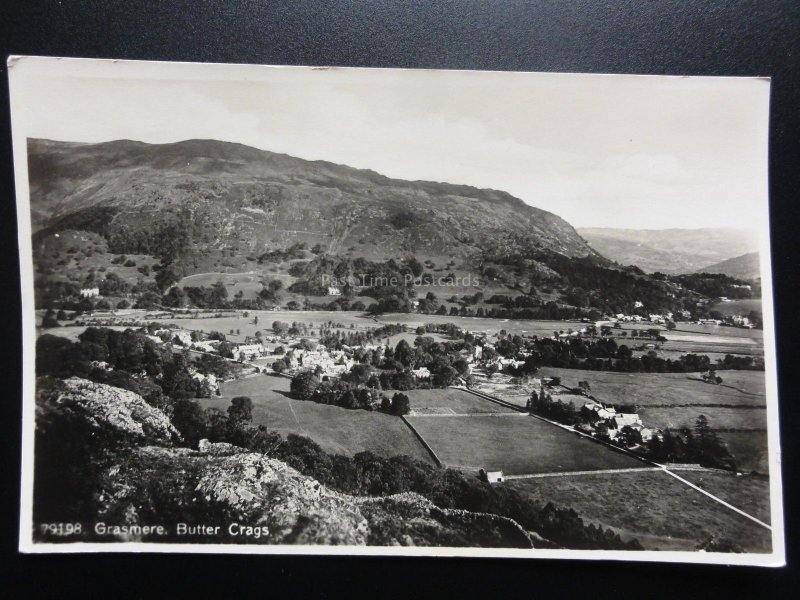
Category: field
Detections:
[
  {"x1": 671, "y1": 322, "x2": 763, "y2": 340},
  {"x1": 717, "y1": 432, "x2": 771, "y2": 474},
  {"x1": 179, "y1": 271, "x2": 268, "y2": 300},
  {"x1": 636, "y1": 406, "x2": 766, "y2": 431},
  {"x1": 405, "y1": 413, "x2": 643, "y2": 475},
  {"x1": 540, "y1": 367, "x2": 766, "y2": 408},
  {"x1": 196, "y1": 374, "x2": 434, "y2": 462},
  {"x1": 507, "y1": 471, "x2": 772, "y2": 552},
  {"x1": 403, "y1": 388, "x2": 517, "y2": 415},
  {"x1": 611, "y1": 320, "x2": 764, "y2": 358},
  {"x1": 677, "y1": 471, "x2": 771, "y2": 524}
]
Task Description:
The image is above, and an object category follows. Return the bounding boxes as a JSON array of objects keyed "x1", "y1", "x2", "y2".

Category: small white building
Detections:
[
  {"x1": 80, "y1": 287, "x2": 100, "y2": 298},
  {"x1": 328, "y1": 286, "x2": 342, "y2": 296},
  {"x1": 483, "y1": 470, "x2": 504, "y2": 484}
]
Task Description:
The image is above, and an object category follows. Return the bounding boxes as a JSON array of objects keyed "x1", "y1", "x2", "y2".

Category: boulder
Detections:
[{"x1": 49, "y1": 377, "x2": 181, "y2": 444}]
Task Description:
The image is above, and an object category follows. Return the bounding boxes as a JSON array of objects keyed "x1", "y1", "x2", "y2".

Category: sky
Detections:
[{"x1": 9, "y1": 57, "x2": 770, "y2": 231}]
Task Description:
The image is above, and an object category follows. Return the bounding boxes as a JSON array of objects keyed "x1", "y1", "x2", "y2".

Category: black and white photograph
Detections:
[{"x1": 9, "y1": 56, "x2": 784, "y2": 564}]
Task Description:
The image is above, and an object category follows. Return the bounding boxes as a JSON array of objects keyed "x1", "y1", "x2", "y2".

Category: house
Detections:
[
  {"x1": 634, "y1": 300, "x2": 644, "y2": 309},
  {"x1": 328, "y1": 286, "x2": 342, "y2": 296},
  {"x1": 639, "y1": 427, "x2": 658, "y2": 442},
  {"x1": 323, "y1": 364, "x2": 349, "y2": 377},
  {"x1": 582, "y1": 401, "x2": 616, "y2": 421},
  {"x1": 192, "y1": 340, "x2": 219, "y2": 353},
  {"x1": 412, "y1": 367, "x2": 431, "y2": 380},
  {"x1": 233, "y1": 343, "x2": 265, "y2": 361},
  {"x1": 481, "y1": 470, "x2": 504, "y2": 484},
  {"x1": 189, "y1": 370, "x2": 219, "y2": 395},
  {"x1": 172, "y1": 331, "x2": 193, "y2": 346},
  {"x1": 613, "y1": 413, "x2": 643, "y2": 429},
  {"x1": 80, "y1": 287, "x2": 100, "y2": 298}
]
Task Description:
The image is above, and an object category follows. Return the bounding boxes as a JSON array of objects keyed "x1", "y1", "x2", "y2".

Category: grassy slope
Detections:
[
  {"x1": 507, "y1": 471, "x2": 772, "y2": 552},
  {"x1": 197, "y1": 374, "x2": 434, "y2": 463}
]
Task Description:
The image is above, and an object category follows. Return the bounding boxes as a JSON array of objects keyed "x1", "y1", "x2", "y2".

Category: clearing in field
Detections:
[
  {"x1": 405, "y1": 414, "x2": 642, "y2": 475},
  {"x1": 197, "y1": 374, "x2": 434, "y2": 463},
  {"x1": 506, "y1": 470, "x2": 772, "y2": 553}
]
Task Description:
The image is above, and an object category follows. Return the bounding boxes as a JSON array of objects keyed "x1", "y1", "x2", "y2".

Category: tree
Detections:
[
  {"x1": 42, "y1": 309, "x2": 60, "y2": 328},
  {"x1": 407, "y1": 256, "x2": 424, "y2": 277},
  {"x1": 290, "y1": 372, "x2": 319, "y2": 400},
  {"x1": 348, "y1": 363, "x2": 373, "y2": 385},
  {"x1": 171, "y1": 399, "x2": 207, "y2": 446},
  {"x1": 204, "y1": 408, "x2": 230, "y2": 442},
  {"x1": 390, "y1": 392, "x2": 411, "y2": 415},
  {"x1": 162, "y1": 286, "x2": 186, "y2": 308},
  {"x1": 155, "y1": 264, "x2": 180, "y2": 293},
  {"x1": 394, "y1": 339, "x2": 413, "y2": 367},
  {"x1": 272, "y1": 360, "x2": 286, "y2": 374},
  {"x1": 228, "y1": 396, "x2": 253, "y2": 424},
  {"x1": 618, "y1": 425, "x2": 643, "y2": 447}
]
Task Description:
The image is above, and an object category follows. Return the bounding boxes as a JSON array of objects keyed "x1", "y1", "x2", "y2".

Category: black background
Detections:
[{"x1": 1, "y1": 1, "x2": 798, "y2": 597}]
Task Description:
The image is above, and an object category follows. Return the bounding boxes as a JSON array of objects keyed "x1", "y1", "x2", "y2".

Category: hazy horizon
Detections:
[{"x1": 10, "y1": 58, "x2": 770, "y2": 231}]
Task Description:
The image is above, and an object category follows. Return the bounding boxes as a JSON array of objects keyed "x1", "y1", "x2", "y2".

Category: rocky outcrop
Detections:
[
  {"x1": 96, "y1": 442, "x2": 534, "y2": 548},
  {"x1": 47, "y1": 377, "x2": 181, "y2": 444}
]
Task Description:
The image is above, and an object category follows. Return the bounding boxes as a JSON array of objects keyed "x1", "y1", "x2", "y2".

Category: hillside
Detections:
[
  {"x1": 28, "y1": 138, "x2": 711, "y2": 316},
  {"x1": 578, "y1": 227, "x2": 759, "y2": 274},
  {"x1": 29, "y1": 137, "x2": 594, "y2": 263},
  {"x1": 696, "y1": 252, "x2": 761, "y2": 280}
]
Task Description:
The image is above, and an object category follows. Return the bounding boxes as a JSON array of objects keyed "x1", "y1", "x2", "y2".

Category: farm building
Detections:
[{"x1": 481, "y1": 470, "x2": 505, "y2": 484}]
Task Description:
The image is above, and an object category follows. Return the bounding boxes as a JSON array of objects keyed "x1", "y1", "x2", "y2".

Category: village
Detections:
[{"x1": 63, "y1": 305, "x2": 680, "y2": 456}]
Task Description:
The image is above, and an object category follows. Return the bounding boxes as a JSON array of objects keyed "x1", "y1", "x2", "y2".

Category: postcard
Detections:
[{"x1": 8, "y1": 56, "x2": 783, "y2": 564}]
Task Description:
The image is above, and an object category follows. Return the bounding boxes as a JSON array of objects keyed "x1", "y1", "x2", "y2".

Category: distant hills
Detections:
[
  {"x1": 578, "y1": 227, "x2": 759, "y2": 276},
  {"x1": 695, "y1": 252, "x2": 761, "y2": 280}
]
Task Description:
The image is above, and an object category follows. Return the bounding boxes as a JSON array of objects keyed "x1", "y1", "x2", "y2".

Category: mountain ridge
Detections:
[{"x1": 28, "y1": 137, "x2": 597, "y2": 270}]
